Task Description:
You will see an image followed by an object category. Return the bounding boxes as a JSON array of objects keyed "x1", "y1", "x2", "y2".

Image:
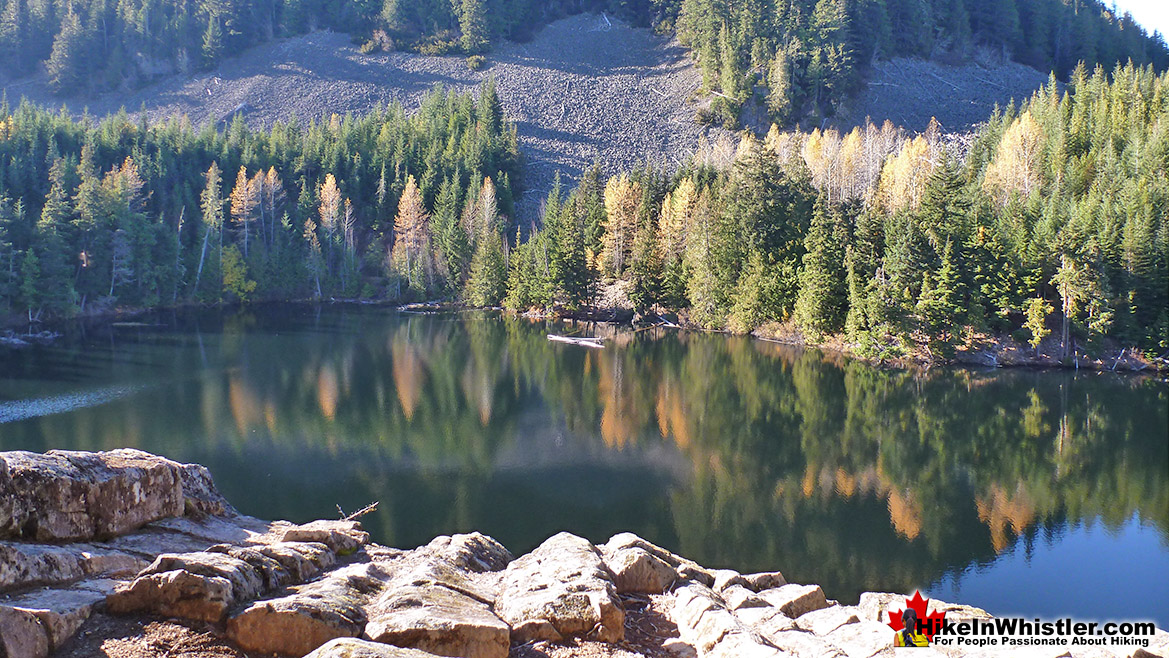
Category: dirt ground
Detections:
[{"x1": 53, "y1": 594, "x2": 680, "y2": 658}]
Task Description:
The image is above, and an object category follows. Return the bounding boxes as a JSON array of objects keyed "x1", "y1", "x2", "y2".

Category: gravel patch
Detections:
[
  {"x1": 4, "y1": 13, "x2": 726, "y2": 223},
  {"x1": 831, "y1": 54, "x2": 1050, "y2": 134}
]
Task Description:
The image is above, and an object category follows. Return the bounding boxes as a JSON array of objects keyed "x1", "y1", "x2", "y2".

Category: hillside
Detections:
[
  {"x1": 831, "y1": 54, "x2": 1050, "y2": 133},
  {"x1": 4, "y1": 14, "x2": 716, "y2": 221},
  {"x1": 2, "y1": 13, "x2": 1054, "y2": 221}
]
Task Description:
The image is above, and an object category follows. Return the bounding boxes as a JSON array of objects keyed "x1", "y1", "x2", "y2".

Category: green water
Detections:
[{"x1": 1, "y1": 305, "x2": 1166, "y2": 624}]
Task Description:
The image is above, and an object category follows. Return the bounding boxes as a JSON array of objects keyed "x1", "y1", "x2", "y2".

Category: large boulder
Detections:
[
  {"x1": 601, "y1": 532, "x2": 715, "y2": 586},
  {"x1": 758, "y1": 584, "x2": 830, "y2": 618},
  {"x1": 496, "y1": 532, "x2": 625, "y2": 643},
  {"x1": 362, "y1": 533, "x2": 512, "y2": 658},
  {"x1": 420, "y1": 533, "x2": 512, "y2": 574},
  {"x1": 226, "y1": 560, "x2": 389, "y2": 656},
  {"x1": 604, "y1": 545, "x2": 677, "y2": 594},
  {"x1": 364, "y1": 584, "x2": 509, "y2": 658},
  {"x1": 107, "y1": 550, "x2": 266, "y2": 622},
  {"x1": 0, "y1": 449, "x2": 184, "y2": 542}
]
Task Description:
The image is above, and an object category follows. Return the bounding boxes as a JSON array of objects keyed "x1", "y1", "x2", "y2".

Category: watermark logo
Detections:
[
  {"x1": 886, "y1": 591, "x2": 946, "y2": 646},
  {"x1": 883, "y1": 591, "x2": 1158, "y2": 650}
]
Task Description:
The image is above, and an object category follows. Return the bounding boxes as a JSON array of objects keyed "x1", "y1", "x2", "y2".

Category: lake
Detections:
[{"x1": 1, "y1": 304, "x2": 1166, "y2": 625}]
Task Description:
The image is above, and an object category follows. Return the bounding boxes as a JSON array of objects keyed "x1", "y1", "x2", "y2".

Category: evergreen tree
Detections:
[
  {"x1": 460, "y1": 0, "x2": 488, "y2": 54},
  {"x1": 465, "y1": 232, "x2": 505, "y2": 306},
  {"x1": 45, "y1": 6, "x2": 84, "y2": 94},
  {"x1": 794, "y1": 197, "x2": 846, "y2": 336}
]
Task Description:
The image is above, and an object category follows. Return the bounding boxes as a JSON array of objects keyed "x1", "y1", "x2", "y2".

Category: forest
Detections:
[
  {"x1": 0, "y1": 81, "x2": 520, "y2": 313},
  {"x1": 507, "y1": 61, "x2": 1168, "y2": 357},
  {"x1": 1, "y1": 0, "x2": 1167, "y2": 127},
  {"x1": 1, "y1": 61, "x2": 1166, "y2": 359}
]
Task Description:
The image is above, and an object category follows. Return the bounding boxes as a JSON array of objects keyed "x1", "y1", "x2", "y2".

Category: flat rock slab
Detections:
[
  {"x1": 0, "y1": 542, "x2": 86, "y2": 592},
  {"x1": 496, "y1": 531, "x2": 625, "y2": 643},
  {"x1": 365, "y1": 583, "x2": 509, "y2": 658},
  {"x1": 107, "y1": 550, "x2": 266, "y2": 622},
  {"x1": 0, "y1": 449, "x2": 183, "y2": 542},
  {"x1": 765, "y1": 629, "x2": 848, "y2": 658},
  {"x1": 2, "y1": 586, "x2": 106, "y2": 651},
  {"x1": 823, "y1": 620, "x2": 897, "y2": 658},
  {"x1": 227, "y1": 560, "x2": 389, "y2": 657},
  {"x1": 306, "y1": 637, "x2": 446, "y2": 657},
  {"x1": 671, "y1": 581, "x2": 777, "y2": 656},
  {"x1": 795, "y1": 605, "x2": 860, "y2": 636},
  {"x1": 279, "y1": 520, "x2": 370, "y2": 554},
  {"x1": 759, "y1": 584, "x2": 830, "y2": 618}
]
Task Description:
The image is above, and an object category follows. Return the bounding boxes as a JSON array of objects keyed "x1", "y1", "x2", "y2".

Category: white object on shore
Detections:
[{"x1": 547, "y1": 334, "x2": 604, "y2": 348}]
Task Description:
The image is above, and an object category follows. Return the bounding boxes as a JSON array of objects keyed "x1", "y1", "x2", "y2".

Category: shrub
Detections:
[{"x1": 466, "y1": 55, "x2": 486, "y2": 71}]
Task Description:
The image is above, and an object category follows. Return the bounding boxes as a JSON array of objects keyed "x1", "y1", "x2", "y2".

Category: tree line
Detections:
[
  {"x1": 503, "y1": 61, "x2": 1168, "y2": 358},
  {"x1": 0, "y1": 81, "x2": 519, "y2": 314},
  {"x1": 673, "y1": 0, "x2": 1169, "y2": 127},
  {"x1": 3, "y1": 0, "x2": 1166, "y2": 128},
  {"x1": 1, "y1": 63, "x2": 1166, "y2": 358}
]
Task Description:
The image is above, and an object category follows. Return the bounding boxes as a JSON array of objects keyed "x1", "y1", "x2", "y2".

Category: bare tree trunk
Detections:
[{"x1": 194, "y1": 224, "x2": 211, "y2": 294}]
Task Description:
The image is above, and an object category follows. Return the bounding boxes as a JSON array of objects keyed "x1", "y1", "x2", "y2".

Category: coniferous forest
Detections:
[
  {"x1": 1, "y1": 63, "x2": 1166, "y2": 360},
  {"x1": 1, "y1": 0, "x2": 1167, "y2": 126},
  {"x1": 0, "y1": 0, "x2": 1168, "y2": 362}
]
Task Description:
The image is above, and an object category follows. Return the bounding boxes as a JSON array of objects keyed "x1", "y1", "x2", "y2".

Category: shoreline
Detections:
[{"x1": 3, "y1": 298, "x2": 1166, "y2": 376}]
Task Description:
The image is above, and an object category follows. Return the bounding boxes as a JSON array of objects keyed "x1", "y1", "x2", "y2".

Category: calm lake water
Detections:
[{"x1": 1, "y1": 305, "x2": 1166, "y2": 625}]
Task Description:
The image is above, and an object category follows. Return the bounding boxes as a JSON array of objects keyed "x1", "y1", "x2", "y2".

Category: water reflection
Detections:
[{"x1": 0, "y1": 305, "x2": 1165, "y2": 623}]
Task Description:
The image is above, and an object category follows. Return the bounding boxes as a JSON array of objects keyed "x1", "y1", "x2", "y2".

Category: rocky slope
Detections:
[
  {"x1": 1, "y1": 14, "x2": 1053, "y2": 224},
  {"x1": 1, "y1": 14, "x2": 721, "y2": 223},
  {"x1": 2, "y1": 449, "x2": 1164, "y2": 658}
]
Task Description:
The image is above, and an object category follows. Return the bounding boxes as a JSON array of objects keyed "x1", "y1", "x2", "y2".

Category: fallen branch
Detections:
[
  {"x1": 924, "y1": 70, "x2": 960, "y2": 90},
  {"x1": 336, "y1": 501, "x2": 379, "y2": 521}
]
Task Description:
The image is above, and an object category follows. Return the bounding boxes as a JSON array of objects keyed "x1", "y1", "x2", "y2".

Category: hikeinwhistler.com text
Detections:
[{"x1": 923, "y1": 617, "x2": 1157, "y2": 649}]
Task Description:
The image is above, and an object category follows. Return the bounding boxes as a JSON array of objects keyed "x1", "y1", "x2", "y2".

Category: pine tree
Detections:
[
  {"x1": 202, "y1": 14, "x2": 223, "y2": 67},
  {"x1": 432, "y1": 176, "x2": 468, "y2": 289},
  {"x1": 465, "y1": 232, "x2": 505, "y2": 306},
  {"x1": 32, "y1": 178, "x2": 75, "y2": 312},
  {"x1": 46, "y1": 6, "x2": 85, "y2": 94},
  {"x1": 628, "y1": 216, "x2": 661, "y2": 313},
  {"x1": 794, "y1": 197, "x2": 846, "y2": 336},
  {"x1": 460, "y1": 0, "x2": 488, "y2": 54}
]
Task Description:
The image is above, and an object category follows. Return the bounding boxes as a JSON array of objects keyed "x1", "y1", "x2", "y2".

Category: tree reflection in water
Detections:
[{"x1": 0, "y1": 305, "x2": 1164, "y2": 615}]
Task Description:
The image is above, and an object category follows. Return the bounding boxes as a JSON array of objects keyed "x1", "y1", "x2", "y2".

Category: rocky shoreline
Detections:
[{"x1": 1, "y1": 449, "x2": 1165, "y2": 658}]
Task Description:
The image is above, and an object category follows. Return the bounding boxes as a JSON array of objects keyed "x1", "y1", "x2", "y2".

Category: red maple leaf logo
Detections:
[{"x1": 886, "y1": 591, "x2": 947, "y2": 642}]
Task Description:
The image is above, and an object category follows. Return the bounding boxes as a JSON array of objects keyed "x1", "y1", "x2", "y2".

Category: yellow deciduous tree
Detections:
[
  {"x1": 230, "y1": 166, "x2": 259, "y2": 257},
  {"x1": 982, "y1": 111, "x2": 1044, "y2": 204},
  {"x1": 602, "y1": 174, "x2": 641, "y2": 276},
  {"x1": 875, "y1": 136, "x2": 937, "y2": 212},
  {"x1": 392, "y1": 175, "x2": 434, "y2": 291}
]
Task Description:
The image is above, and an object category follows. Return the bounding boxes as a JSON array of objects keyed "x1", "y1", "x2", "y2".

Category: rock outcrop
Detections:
[
  {"x1": 4, "y1": 448, "x2": 1166, "y2": 658},
  {"x1": 495, "y1": 532, "x2": 625, "y2": 644}
]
